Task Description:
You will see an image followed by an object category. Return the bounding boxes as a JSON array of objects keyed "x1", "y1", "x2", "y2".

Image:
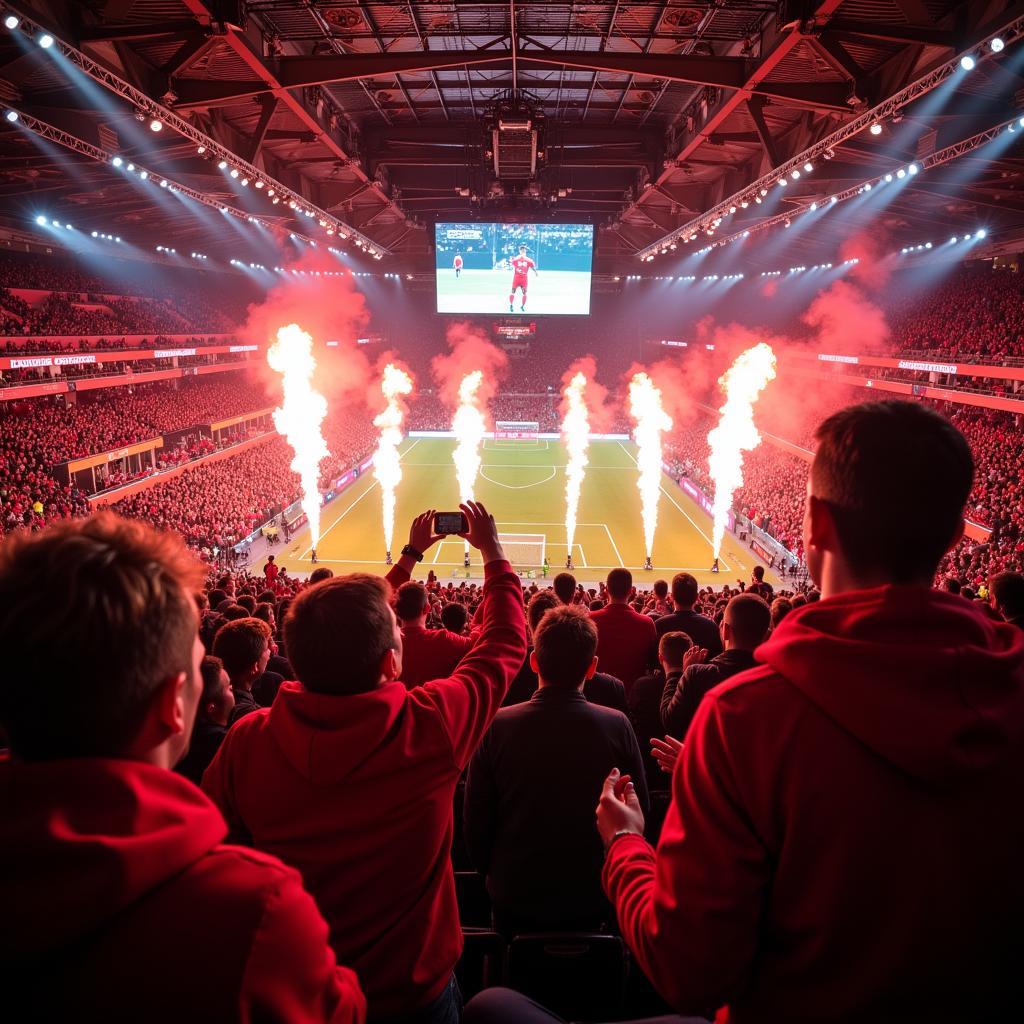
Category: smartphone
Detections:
[{"x1": 434, "y1": 512, "x2": 468, "y2": 535}]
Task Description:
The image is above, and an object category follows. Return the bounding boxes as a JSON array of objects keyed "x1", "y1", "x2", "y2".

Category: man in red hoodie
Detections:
[
  {"x1": 595, "y1": 400, "x2": 1024, "y2": 1021},
  {"x1": 203, "y1": 502, "x2": 526, "y2": 1023},
  {"x1": 0, "y1": 513, "x2": 365, "y2": 1023},
  {"x1": 395, "y1": 579, "x2": 474, "y2": 688}
]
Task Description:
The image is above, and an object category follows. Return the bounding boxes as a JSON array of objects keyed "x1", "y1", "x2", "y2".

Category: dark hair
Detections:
[
  {"x1": 285, "y1": 574, "x2": 395, "y2": 695},
  {"x1": 308, "y1": 567, "x2": 334, "y2": 584},
  {"x1": 213, "y1": 617, "x2": 271, "y2": 677},
  {"x1": 253, "y1": 602, "x2": 276, "y2": 626},
  {"x1": 200, "y1": 655, "x2": 226, "y2": 704},
  {"x1": 724, "y1": 593, "x2": 771, "y2": 649},
  {"x1": 533, "y1": 605, "x2": 598, "y2": 687},
  {"x1": 553, "y1": 572, "x2": 576, "y2": 604},
  {"x1": 236, "y1": 594, "x2": 256, "y2": 614},
  {"x1": 221, "y1": 603, "x2": 249, "y2": 621},
  {"x1": 812, "y1": 401, "x2": 973, "y2": 583},
  {"x1": 527, "y1": 590, "x2": 561, "y2": 632},
  {"x1": 440, "y1": 602, "x2": 468, "y2": 634},
  {"x1": 990, "y1": 572, "x2": 1024, "y2": 618},
  {"x1": 658, "y1": 630, "x2": 692, "y2": 670},
  {"x1": 395, "y1": 581, "x2": 429, "y2": 622},
  {"x1": 671, "y1": 572, "x2": 699, "y2": 607},
  {"x1": 752, "y1": 565, "x2": 765, "y2": 581},
  {"x1": 257, "y1": 589, "x2": 277, "y2": 604},
  {"x1": 590, "y1": 599, "x2": 605, "y2": 612},
  {"x1": 653, "y1": 579, "x2": 668, "y2": 599},
  {"x1": 0, "y1": 513, "x2": 204, "y2": 760},
  {"x1": 943, "y1": 577, "x2": 963, "y2": 595},
  {"x1": 606, "y1": 567, "x2": 632, "y2": 600},
  {"x1": 770, "y1": 597, "x2": 793, "y2": 629},
  {"x1": 208, "y1": 588, "x2": 227, "y2": 609},
  {"x1": 266, "y1": 554, "x2": 275, "y2": 563}
]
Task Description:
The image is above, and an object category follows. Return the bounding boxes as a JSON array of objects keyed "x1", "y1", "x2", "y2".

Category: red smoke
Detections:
[
  {"x1": 559, "y1": 356, "x2": 614, "y2": 433},
  {"x1": 431, "y1": 321, "x2": 509, "y2": 414},
  {"x1": 801, "y1": 279, "x2": 890, "y2": 355},
  {"x1": 839, "y1": 229, "x2": 893, "y2": 290}
]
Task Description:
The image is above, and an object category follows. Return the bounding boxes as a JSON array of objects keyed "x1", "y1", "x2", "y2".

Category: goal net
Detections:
[
  {"x1": 494, "y1": 420, "x2": 540, "y2": 440},
  {"x1": 499, "y1": 533, "x2": 546, "y2": 568}
]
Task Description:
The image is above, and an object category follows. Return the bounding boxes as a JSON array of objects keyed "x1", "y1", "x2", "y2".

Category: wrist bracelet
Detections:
[{"x1": 605, "y1": 829, "x2": 641, "y2": 855}]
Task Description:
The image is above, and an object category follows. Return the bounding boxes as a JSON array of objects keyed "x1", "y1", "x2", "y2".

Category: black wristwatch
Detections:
[{"x1": 400, "y1": 544, "x2": 424, "y2": 563}]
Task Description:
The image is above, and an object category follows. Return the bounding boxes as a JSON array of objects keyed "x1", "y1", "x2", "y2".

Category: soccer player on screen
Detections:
[
  {"x1": 508, "y1": 244, "x2": 537, "y2": 312},
  {"x1": 453, "y1": 252, "x2": 463, "y2": 278}
]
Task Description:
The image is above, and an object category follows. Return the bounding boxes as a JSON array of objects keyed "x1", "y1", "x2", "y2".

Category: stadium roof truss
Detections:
[{"x1": 2, "y1": 1, "x2": 1024, "y2": 269}]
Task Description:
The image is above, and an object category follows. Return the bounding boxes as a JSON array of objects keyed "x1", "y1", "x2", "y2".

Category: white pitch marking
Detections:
[
  {"x1": 478, "y1": 466, "x2": 557, "y2": 490},
  {"x1": 602, "y1": 523, "x2": 625, "y2": 567}
]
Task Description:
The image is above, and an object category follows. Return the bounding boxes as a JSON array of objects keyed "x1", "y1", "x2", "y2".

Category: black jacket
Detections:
[
  {"x1": 503, "y1": 647, "x2": 628, "y2": 713},
  {"x1": 464, "y1": 687, "x2": 648, "y2": 931},
  {"x1": 175, "y1": 719, "x2": 227, "y2": 786},
  {"x1": 629, "y1": 670, "x2": 680, "y2": 788},
  {"x1": 654, "y1": 608, "x2": 723, "y2": 657},
  {"x1": 660, "y1": 648, "x2": 759, "y2": 739}
]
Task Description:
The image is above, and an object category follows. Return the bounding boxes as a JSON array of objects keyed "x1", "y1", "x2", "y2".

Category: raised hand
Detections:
[
  {"x1": 458, "y1": 501, "x2": 504, "y2": 563},
  {"x1": 408, "y1": 509, "x2": 443, "y2": 554},
  {"x1": 651, "y1": 735, "x2": 683, "y2": 775},
  {"x1": 595, "y1": 767, "x2": 645, "y2": 847}
]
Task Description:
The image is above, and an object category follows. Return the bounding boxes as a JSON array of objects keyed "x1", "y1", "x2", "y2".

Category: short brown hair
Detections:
[
  {"x1": 606, "y1": 567, "x2": 632, "y2": 600},
  {"x1": 533, "y1": 605, "x2": 597, "y2": 687},
  {"x1": 213, "y1": 617, "x2": 272, "y2": 677},
  {"x1": 658, "y1": 630, "x2": 692, "y2": 670},
  {"x1": 0, "y1": 512, "x2": 204, "y2": 760},
  {"x1": 724, "y1": 593, "x2": 771, "y2": 648},
  {"x1": 553, "y1": 572, "x2": 576, "y2": 604},
  {"x1": 812, "y1": 401, "x2": 973, "y2": 582},
  {"x1": 395, "y1": 581, "x2": 429, "y2": 622},
  {"x1": 527, "y1": 590, "x2": 560, "y2": 632},
  {"x1": 671, "y1": 572, "x2": 698, "y2": 607},
  {"x1": 284, "y1": 574, "x2": 395, "y2": 695}
]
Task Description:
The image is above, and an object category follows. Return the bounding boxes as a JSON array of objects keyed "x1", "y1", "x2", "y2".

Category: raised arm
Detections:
[{"x1": 417, "y1": 502, "x2": 527, "y2": 768}]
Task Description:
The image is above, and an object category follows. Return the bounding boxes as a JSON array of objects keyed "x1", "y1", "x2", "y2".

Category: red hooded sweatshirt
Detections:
[
  {"x1": 202, "y1": 559, "x2": 526, "y2": 1017},
  {"x1": 605, "y1": 585, "x2": 1024, "y2": 1022},
  {"x1": 0, "y1": 757, "x2": 365, "y2": 1023}
]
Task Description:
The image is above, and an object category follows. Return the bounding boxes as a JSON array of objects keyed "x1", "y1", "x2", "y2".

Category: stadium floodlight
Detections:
[
  {"x1": 864, "y1": 182, "x2": 872, "y2": 191},
  {"x1": 4, "y1": 14, "x2": 19, "y2": 29},
  {"x1": 229, "y1": 168, "x2": 239, "y2": 178},
  {"x1": 778, "y1": 178, "x2": 787, "y2": 187},
  {"x1": 870, "y1": 122, "x2": 882, "y2": 135},
  {"x1": 790, "y1": 169, "x2": 800, "y2": 179},
  {"x1": 976, "y1": 229, "x2": 987, "y2": 238},
  {"x1": 804, "y1": 162, "x2": 813, "y2": 172},
  {"x1": 111, "y1": 156, "x2": 123, "y2": 167},
  {"x1": 960, "y1": 54, "x2": 975, "y2": 70},
  {"x1": 34, "y1": 214, "x2": 46, "y2": 225},
  {"x1": 950, "y1": 235, "x2": 958, "y2": 243},
  {"x1": 908, "y1": 163, "x2": 919, "y2": 175},
  {"x1": 38, "y1": 33, "x2": 54, "y2": 48},
  {"x1": 240, "y1": 177, "x2": 248, "y2": 186},
  {"x1": 925, "y1": 242, "x2": 932, "y2": 248},
  {"x1": 896, "y1": 168, "x2": 906, "y2": 179},
  {"x1": 4, "y1": 109, "x2": 16, "y2": 122},
  {"x1": 1019, "y1": 117, "x2": 1024, "y2": 129},
  {"x1": 91, "y1": 230, "x2": 98, "y2": 237},
  {"x1": 218, "y1": 159, "x2": 228, "y2": 170},
  {"x1": 267, "y1": 189, "x2": 275, "y2": 197},
  {"x1": 149, "y1": 118, "x2": 162, "y2": 132},
  {"x1": 810, "y1": 202, "x2": 818, "y2": 211},
  {"x1": 991, "y1": 37, "x2": 1005, "y2": 52},
  {"x1": 159, "y1": 179, "x2": 168, "y2": 187},
  {"x1": 139, "y1": 170, "x2": 148, "y2": 179},
  {"x1": 831, "y1": 195, "x2": 838, "y2": 203},
  {"x1": 255, "y1": 180, "x2": 264, "y2": 189},
  {"x1": 885, "y1": 173, "x2": 893, "y2": 182},
  {"x1": 126, "y1": 163, "x2": 134, "y2": 171},
  {"x1": 115, "y1": 236, "x2": 120, "y2": 242}
]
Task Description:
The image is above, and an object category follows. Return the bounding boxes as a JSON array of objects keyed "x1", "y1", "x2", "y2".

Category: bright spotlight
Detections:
[
  {"x1": 159, "y1": 178, "x2": 168, "y2": 187},
  {"x1": 35, "y1": 214, "x2": 46, "y2": 225},
  {"x1": 4, "y1": 15, "x2": 19, "y2": 30},
  {"x1": 4, "y1": 109, "x2": 16, "y2": 123},
  {"x1": 791, "y1": 169, "x2": 800, "y2": 179},
  {"x1": 803, "y1": 161, "x2": 813, "y2": 172},
  {"x1": 126, "y1": 163, "x2": 134, "y2": 171},
  {"x1": 908, "y1": 163, "x2": 919, "y2": 175},
  {"x1": 976, "y1": 229, "x2": 987, "y2": 238},
  {"x1": 255, "y1": 180, "x2": 264, "y2": 189},
  {"x1": 91, "y1": 230, "x2": 98, "y2": 237},
  {"x1": 991, "y1": 37, "x2": 1005, "y2": 52},
  {"x1": 884, "y1": 173, "x2": 893, "y2": 182},
  {"x1": 197, "y1": 145, "x2": 206, "y2": 154},
  {"x1": 870, "y1": 122, "x2": 882, "y2": 135},
  {"x1": 139, "y1": 170, "x2": 148, "y2": 180},
  {"x1": 1019, "y1": 117, "x2": 1024, "y2": 129},
  {"x1": 240, "y1": 177, "x2": 248, "y2": 186},
  {"x1": 218, "y1": 159, "x2": 228, "y2": 170},
  {"x1": 925, "y1": 242, "x2": 931, "y2": 249},
  {"x1": 229, "y1": 168, "x2": 239, "y2": 178},
  {"x1": 112, "y1": 156, "x2": 123, "y2": 167},
  {"x1": 149, "y1": 119, "x2": 162, "y2": 132},
  {"x1": 896, "y1": 168, "x2": 906, "y2": 179},
  {"x1": 778, "y1": 178, "x2": 787, "y2": 187},
  {"x1": 950, "y1": 236, "x2": 957, "y2": 243},
  {"x1": 38, "y1": 33, "x2": 54, "y2": 49},
  {"x1": 960, "y1": 54, "x2": 975, "y2": 71}
]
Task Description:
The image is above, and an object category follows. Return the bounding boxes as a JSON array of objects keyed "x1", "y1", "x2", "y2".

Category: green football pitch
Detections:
[
  {"x1": 272, "y1": 437, "x2": 779, "y2": 588},
  {"x1": 435, "y1": 268, "x2": 592, "y2": 315}
]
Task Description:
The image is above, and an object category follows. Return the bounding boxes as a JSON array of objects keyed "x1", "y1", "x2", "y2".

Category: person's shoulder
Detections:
[
  {"x1": 183, "y1": 841, "x2": 305, "y2": 906},
  {"x1": 704, "y1": 663, "x2": 791, "y2": 711}
]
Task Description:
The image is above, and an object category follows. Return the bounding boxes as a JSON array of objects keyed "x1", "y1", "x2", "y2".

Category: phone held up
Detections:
[{"x1": 434, "y1": 512, "x2": 468, "y2": 536}]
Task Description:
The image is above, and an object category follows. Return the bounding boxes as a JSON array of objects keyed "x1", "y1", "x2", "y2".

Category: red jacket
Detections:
[
  {"x1": 203, "y1": 559, "x2": 525, "y2": 1017},
  {"x1": 399, "y1": 624, "x2": 474, "y2": 689},
  {"x1": 0, "y1": 757, "x2": 364, "y2": 1023},
  {"x1": 590, "y1": 602, "x2": 657, "y2": 690},
  {"x1": 605, "y1": 585, "x2": 1024, "y2": 1022}
]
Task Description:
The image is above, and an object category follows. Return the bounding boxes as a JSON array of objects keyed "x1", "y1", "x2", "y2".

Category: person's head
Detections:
[
  {"x1": 670, "y1": 572, "x2": 699, "y2": 610},
  {"x1": 284, "y1": 574, "x2": 399, "y2": 695},
  {"x1": 0, "y1": 513, "x2": 204, "y2": 766},
  {"x1": 519, "y1": 244, "x2": 527, "y2": 254},
  {"x1": 253, "y1": 601, "x2": 276, "y2": 632},
  {"x1": 722, "y1": 593, "x2": 771, "y2": 651},
  {"x1": 440, "y1": 601, "x2": 469, "y2": 634},
  {"x1": 530, "y1": 605, "x2": 598, "y2": 689},
  {"x1": 207, "y1": 588, "x2": 227, "y2": 610},
  {"x1": 943, "y1": 576, "x2": 963, "y2": 595},
  {"x1": 527, "y1": 590, "x2": 561, "y2": 634},
  {"x1": 197, "y1": 655, "x2": 234, "y2": 726},
  {"x1": 606, "y1": 567, "x2": 633, "y2": 602},
  {"x1": 990, "y1": 571, "x2": 1024, "y2": 622},
  {"x1": 658, "y1": 631, "x2": 692, "y2": 674},
  {"x1": 395, "y1": 581, "x2": 429, "y2": 625},
  {"x1": 236, "y1": 594, "x2": 256, "y2": 614},
  {"x1": 266, "y1": 554, "x2": 275, "y2": 564},
  {"x1": 589, "y1": 599, "x2": 605, "y2": 612},
  {"x1": 212, "y1": 617, "x2": 272, "y2": 687},
  {"x1": 308, "y1": 566, "x2": 334, "y2": 584},
  {"x1": 752, "y1": 565, "x2": 765, "y2": 583},
  {"x1": 653, "y1": 579, "x2": 668, "y2": 601},
  {"x1": 553, "y1": 571, "x2": 576, "y2": 604},
  {"x1": 806, "y1": 401, "x2": 973, "y2": 594},
  {"x1": 257, "y1": 589, "x2": 276, "y2": 604},
  {"x1": 220, "y1": 602, "x2": 249, "y2": 621},
  {"x1": 217, "y1": 573, "x2": 234, "y2": 595},
  {"x1": 770, "y1": 597, "x2": 793, "y2": 630}
]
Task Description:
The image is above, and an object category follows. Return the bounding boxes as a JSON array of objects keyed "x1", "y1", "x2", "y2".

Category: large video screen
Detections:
[{"x1": 435, "y1": 222, "x2": 594, "y2": 315}]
